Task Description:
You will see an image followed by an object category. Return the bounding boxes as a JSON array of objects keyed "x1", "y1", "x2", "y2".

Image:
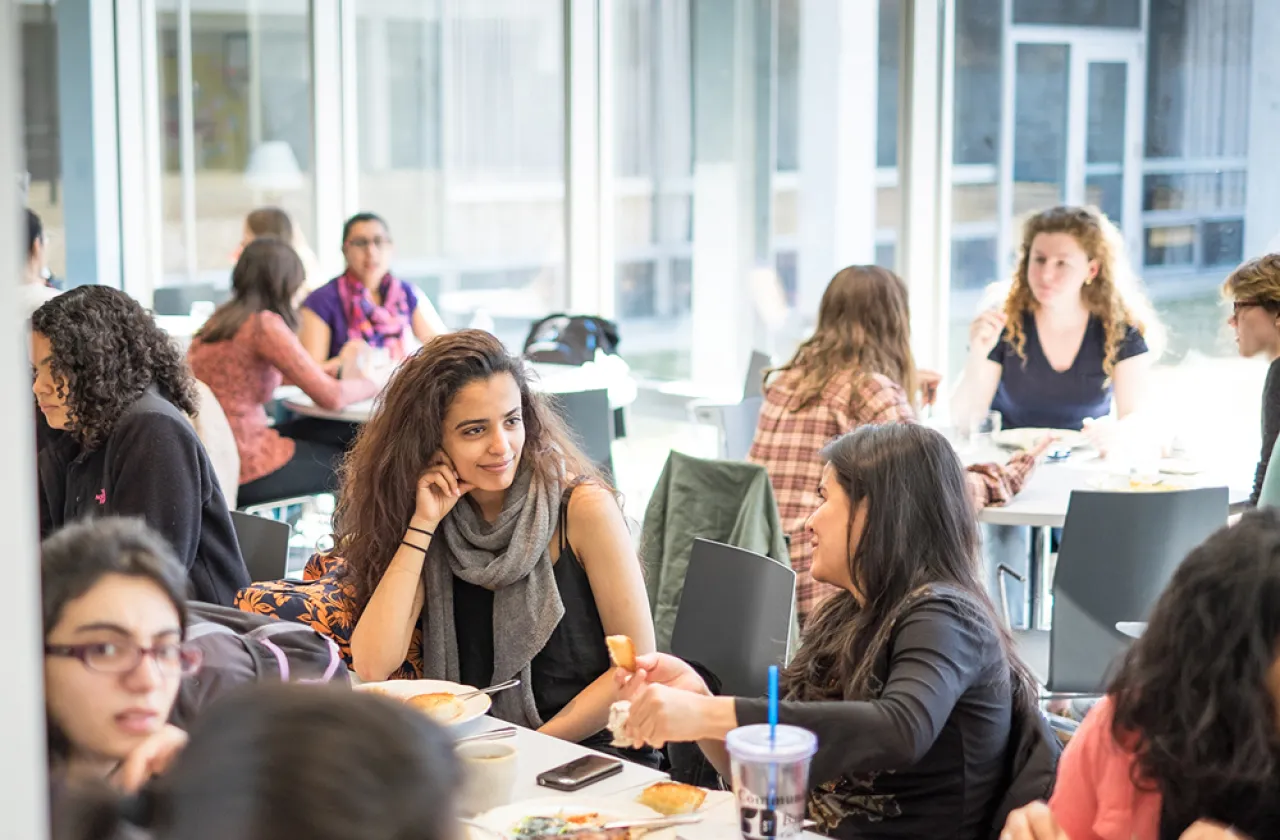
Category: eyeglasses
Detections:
[
  {"x1": 345, "y1": 236, "x2": 391, "y2": 250},
  {"x1": 45, "y1": 641, "x2": 203, "y2": 676},
  {"x1": 1232, "y1": 299, "x2": 1276, "y2": 315}
]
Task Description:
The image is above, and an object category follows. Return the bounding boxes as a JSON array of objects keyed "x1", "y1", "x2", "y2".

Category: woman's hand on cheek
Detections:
[
  {"x1": 414, "y1": 450, "x2": 473, "y2": 528},
  {"x1": 113, "y1": 725, "x2": 188, "y2": 794}
]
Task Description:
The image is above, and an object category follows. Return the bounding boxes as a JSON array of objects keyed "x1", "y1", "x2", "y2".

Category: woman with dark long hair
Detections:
[
  {"x1": 750, "y1": 265, "x2": 1045, "y2": 625},
  {"x1": 1003, "y1": 510, "x2": 1280, "y2": 840},
  {"x1": 188, "y1": 237, "x2": 380, "y2": 506},
  {"x1": 337, "y1": 330, "x2": 655, "y2": 757},
  {"x1": 33, "y1": 287, "x2": 248, "y2": 604},
  {"x1": 43, "y1": 518, "x2": 197, "y2": 791},
  {"x1": 618, "y1": 424, "x2": 1039, "y2": 838},
  {"x1": 54, "y1": 684, "x2": 463, "y2": 840}
]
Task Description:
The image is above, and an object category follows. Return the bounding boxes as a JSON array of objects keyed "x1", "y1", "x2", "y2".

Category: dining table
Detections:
[
  {"x1": 459, "y1": 715, "x2": 825, "y2": 839},
  {"x1": 278, "y1": 360, "x2": 638, "y2": 424}
]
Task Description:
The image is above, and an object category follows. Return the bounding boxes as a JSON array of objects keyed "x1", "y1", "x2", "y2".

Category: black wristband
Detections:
[
  {"x1": 400, "y1": 540, "x2": 428, "y2": 554},
  {"x1": 407, "y1": 524, "x2": 435, "y2": 538}
]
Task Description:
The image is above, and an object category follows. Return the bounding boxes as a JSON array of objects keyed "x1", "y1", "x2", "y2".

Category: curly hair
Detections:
[
  {"x1": 1222, "y1": 253, "x2": 1280, "y2": 312},
  {"x1": 31, "y1": 286, "x2": 198, "y2": 451},
  {"x1": 1109, "y1": 508, "x2": 1280, "y2": 827},
  {"x1": 333, "y1": 330, "x2": 602, "y2": 613},
  {"x1": 1003, "y1": 205, "x2": 1162, "y2": 379},
  {"x1": 766, "y1": 266, "x2": 917, "y2": 411}
]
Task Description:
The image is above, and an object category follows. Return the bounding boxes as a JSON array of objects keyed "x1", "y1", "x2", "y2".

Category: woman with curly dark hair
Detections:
[
  {"x1": 335, "y1": 330, "x2": 655, "y2": 759},
  {"x1": 1002, "y1": 509, "x2": 1280, "y2": 840},
  {"x1": 32, "y1": 286, "x2": 248, "y2": 605}
]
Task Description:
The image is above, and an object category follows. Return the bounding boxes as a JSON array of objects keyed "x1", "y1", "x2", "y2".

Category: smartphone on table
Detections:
[{"x1": 535, "y1": 754, "x2": 625, "y2": 792}]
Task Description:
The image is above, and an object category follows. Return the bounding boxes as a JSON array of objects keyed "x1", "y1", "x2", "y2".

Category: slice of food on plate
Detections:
[
  {"x1": 636, "y1": 781, "x2": 707, "y2": 816},
  {"x1": 408, "y1": 692, "x2": 467, "y2": 724}
]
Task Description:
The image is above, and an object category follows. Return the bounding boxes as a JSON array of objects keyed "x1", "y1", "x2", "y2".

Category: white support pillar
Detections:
[
  {"x1": 117, "y1": 0, "x2": 161, "y2": 307},
  {"x1": 795, "y1": 0, "x2": 879, "y2": 316},
  {"x1": 1246, "y1": 0, "x2": 1280, "y2": 257},
  {"x1": 1, "y1": 2, "x2": 51, "y2": 836},
  {"x1": 566, "y1": 0, "x2": 605, "y2": 316},
  {"x1": 312, "y1": 0, "x2": 347, "y2": 280},
  {"x1": 56, "y1": 0, "x2": 122, "y2": 288},
  {"x1": 899, "y1": 0, "x2": 954, "y2": 372}
]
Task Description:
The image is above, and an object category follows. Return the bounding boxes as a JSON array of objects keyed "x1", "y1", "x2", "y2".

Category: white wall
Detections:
[{"x1": 1, "y1": 0, "x2": 50, "y2": 837}]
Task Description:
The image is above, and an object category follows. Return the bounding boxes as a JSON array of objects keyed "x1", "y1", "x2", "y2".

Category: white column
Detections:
[
  {"x1": 56, "y1": 0, "x2": 123, "y2": 288},
  {"x1": 566, "y1": 0, "x2": 605, "y2": 316},
  {"x1": 1245, "y1": 0, "x2": 1280, "y2": 257},
  {"x1": 312, "y1": 0, "x2": 347, "y2": 280},
  {"x1": 1, "y1": 2, "x2": 51, "y2": 835},
  {"x1": 795, "y1": 0, "x2": 879, "y2": 316},
  {"x1": 898, "y1": 0, "x2": 953, "y2": 371},
  {"x1": 116, "y1": 0, "x2": 161, "y2": 307}
]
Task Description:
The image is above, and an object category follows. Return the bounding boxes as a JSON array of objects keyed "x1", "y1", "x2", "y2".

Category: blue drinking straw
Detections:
[{"x1": 767, "y1": 665, "x2": 779, "y2": 810}]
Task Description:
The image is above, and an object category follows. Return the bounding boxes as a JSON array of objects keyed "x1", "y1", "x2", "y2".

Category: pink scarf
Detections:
[{"x1": 336, "y1": 271, "x2": 410, "y2": 360}]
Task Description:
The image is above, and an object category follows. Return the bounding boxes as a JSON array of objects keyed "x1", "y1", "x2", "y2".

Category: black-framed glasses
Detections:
[
  {"x1": 1233, "y1": 299, "x2": 1275, "y2": 314},
  {"x1": 345, "y1": 236, "x2": 391, "y2": 250},
  {"x1": 45, "y1": 641, "x2": 202, "y2": 676}
]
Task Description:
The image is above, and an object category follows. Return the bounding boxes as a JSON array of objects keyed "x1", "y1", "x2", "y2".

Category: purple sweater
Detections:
[{"x1": 303, "y1": 276, "x2": 420, "y2": 359}]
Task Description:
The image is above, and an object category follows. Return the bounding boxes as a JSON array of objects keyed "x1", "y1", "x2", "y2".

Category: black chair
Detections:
[
  {"x1": 670, "y1": 538, "x2": 796, "y2": 698},
  {"x1": 229, "y1": 510, "x2": 292, "y2": 583},
  {"x1": 1013, "y1": 486, "x2": 1228, "y2": 695},
  {"x1": 721, "y1": 396, "x2": 764, "y2": 461},
  {"x1": 742, "y1": 351, "x2": 772, "y2": 399},
  {"x1": 550, "y1": 388, "x2": 614, "y2": 479},
  {"x1": 152, "y1": 283, "x2": 230, "y2": 316}
]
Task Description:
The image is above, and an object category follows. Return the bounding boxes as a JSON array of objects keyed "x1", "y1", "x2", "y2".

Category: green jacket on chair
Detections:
[{"x1": 640, "y1": 451, "x2": 791, "y2": 652}]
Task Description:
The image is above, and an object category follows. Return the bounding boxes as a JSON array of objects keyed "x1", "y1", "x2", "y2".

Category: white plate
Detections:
[
  {"x1": 992, "y1": 427, "x2": 1087, "y2": 451},
  {"x1": 471, "y1": 797, "x2": 675, "y2": 840},
  {"x1": 353, "y1": 679, "x2": 491, "y2": 727},
  {"x1": 1086, "y1": 474, "x2": 1188, "y2": 493}
]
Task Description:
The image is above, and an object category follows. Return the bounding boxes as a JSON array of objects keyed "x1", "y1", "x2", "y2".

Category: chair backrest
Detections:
[
  {"x1": 1259, "y1": 433, "x2": 1280, "y2": 509},
  {"x1": 1046, "y1": 486, "x2": 1228, "y2": 693},
  {"x1": 229, "y1": 511, "x2": 292, "y2": 583},
  {"x1": 670, "y1": 538, "x2": 796, "y2": 698},
  {"x1": 190, "y1": 380, "x2": 240, "y2": 509},
  {"x1": 550, "y1": 388, "x2": 614, "y2": 478},
  {"x1": 743, "y1": 351, "x2": 772, "y2": 399},
  {"x1": 722, "y1": 396, "x2": 764, "y2": 461},
  {"x1": 152, "y1": 283, "x2": 230, "y2": 316}
]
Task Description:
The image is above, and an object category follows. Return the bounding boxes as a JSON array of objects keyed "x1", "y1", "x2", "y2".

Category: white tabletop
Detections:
[
  {"x1": 460, "y1": 716, "x2": 823, "y2": 840},
  {"x1": 280, "y1": 361, "x2": 637, "y2": 423},
  {"x1": 966, "y1": 443, "x2": 1252, "y2": 528}
]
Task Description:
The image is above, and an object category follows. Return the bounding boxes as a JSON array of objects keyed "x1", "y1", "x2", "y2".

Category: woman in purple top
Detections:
[{"x1": 300, "y1": 213, "x2": 446, "y2": 372}]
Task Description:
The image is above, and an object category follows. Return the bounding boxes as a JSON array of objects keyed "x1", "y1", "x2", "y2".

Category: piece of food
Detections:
[
  {"x1": 605, "y1": 635, "x2": 636, "y2": 672},
  {"x1": 407, "y1": 692, "x2": 466, "y2": 723},
  {"x1": 510, "y1": 814, "x2": 632, "y2": 839},
  {"x1": 636, "y1": 781, "x2": 707, "y2": 816},
  {"x1": 607, "y1": 700, "x2": 638, "y2": 748}
]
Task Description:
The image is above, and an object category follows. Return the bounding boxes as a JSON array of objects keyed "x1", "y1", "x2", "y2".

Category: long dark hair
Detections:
[
  {"x1": 341, "y1": 211, "x2": 389, "y2": 245},
  {"x1": 42, "y1": 518, "x2": 191, "y2": 765},
  {"x1": 766, "y1": 266, "x2": 918, "y2": 411},
  {"x1": 197, "y1": 237, "x2": 307, "y2": 343},
  {"x1": 53, "y1": 684, "x2": 463, "y2": 840},
  {"x1": 783, "y1": 424, "x2": 1037, "y2": 709},
  {"x1": 334, "y1": 330, "x2": 602, "y2": 612},
  {"x1": 27, "y1": 207, "x2": 43, "y2": 257},
  {"x1": 1109, "y1": 508, "x2": 1280, "y2": 824},
  {"x1": 32, "y1": 286, "x2": 199, "y2": 451}
]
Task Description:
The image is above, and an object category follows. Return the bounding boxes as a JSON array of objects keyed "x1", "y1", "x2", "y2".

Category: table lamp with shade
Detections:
[{"x1": 244, "y1": 140, "x2": 304, "y2": 198}]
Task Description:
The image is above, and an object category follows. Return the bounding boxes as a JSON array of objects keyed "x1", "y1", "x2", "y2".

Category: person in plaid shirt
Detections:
[{"x1": 749, "y1": 265, "x2": 1044, "y2": 626}]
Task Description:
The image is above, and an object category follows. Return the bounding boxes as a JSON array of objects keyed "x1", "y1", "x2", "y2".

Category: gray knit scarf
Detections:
[{"x1": 420, "y1": 463, "x2": 563, "y2": 728}]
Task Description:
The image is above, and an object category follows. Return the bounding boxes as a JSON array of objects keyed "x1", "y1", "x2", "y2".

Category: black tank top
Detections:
[{"x1": 453, "y1": 486, "x2": 611, "y2": 723}]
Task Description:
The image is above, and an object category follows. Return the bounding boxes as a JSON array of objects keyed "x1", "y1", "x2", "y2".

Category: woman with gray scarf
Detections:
[{"x1": 335, "y1": 330, "x2": 656, "y2": 759}]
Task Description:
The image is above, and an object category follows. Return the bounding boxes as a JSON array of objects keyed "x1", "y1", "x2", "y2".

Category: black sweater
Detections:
[
  {"x1": 1252, "y1": 357, "x2": 1280, "y2": 505},
  {"x1": 37, "y1": 388, "x2": 249, "y2": 605},
  {"x1": 736, "y1": 594, "x2": 1013, "y2": 840}
]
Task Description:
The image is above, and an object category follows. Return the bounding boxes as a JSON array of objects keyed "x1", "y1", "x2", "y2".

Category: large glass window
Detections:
[
  {"x1": 353, "y1": 0, "x2": 565, "y2": 351},
  {"x1": 155, "y1": 0, "x2": 313, "y2": 292},
  {"x1": 19, "y1": 0, "x2": 65, "y2": 280}
]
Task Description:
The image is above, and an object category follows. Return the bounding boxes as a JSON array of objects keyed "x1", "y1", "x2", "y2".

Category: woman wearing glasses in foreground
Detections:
[
  {"x1": 299, "y1": 212, "x2": 446, "y2": 373},
  {"x1": 614, "y1": 424, "x2": 1040, "y2": 839},
  {"x1": 43, "y1": 518, "x2": 198, "y2": 792}
]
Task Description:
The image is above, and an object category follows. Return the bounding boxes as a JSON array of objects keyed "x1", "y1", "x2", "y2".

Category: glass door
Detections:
[{"x1": 1002, "y1": 34, "x2": 1143, "y2": 265}]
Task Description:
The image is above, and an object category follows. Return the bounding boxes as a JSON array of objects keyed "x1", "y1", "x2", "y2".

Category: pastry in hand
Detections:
[
  {"x1": 605, "y1": 635, "x2": 636, "y2": 672},
  {"x1": 637, "y1": 781, "x2": 708, "y2": 816}
]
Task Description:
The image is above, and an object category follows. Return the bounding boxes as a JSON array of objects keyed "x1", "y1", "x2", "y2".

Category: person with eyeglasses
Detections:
[
  {"x1": 23, "y1": 208, "x2": 61, "y2": 316},
  {"x1": 298, "y1": 212, "x2": 446, "y2": 374},
  {"x1": 42, "y1": 518, "x2": 201, "y2": 794},
  {"x1": 1223, "y1": 254, "x2": 1280, "y2": 506}
]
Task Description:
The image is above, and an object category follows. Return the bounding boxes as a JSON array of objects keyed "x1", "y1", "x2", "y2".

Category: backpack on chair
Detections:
[
  {"x1": 170, "y1": 602, "x2": 348, "y2": 729},
  {"x1": 523, "y1": 314, "x2": 620, "y2": 366}
]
